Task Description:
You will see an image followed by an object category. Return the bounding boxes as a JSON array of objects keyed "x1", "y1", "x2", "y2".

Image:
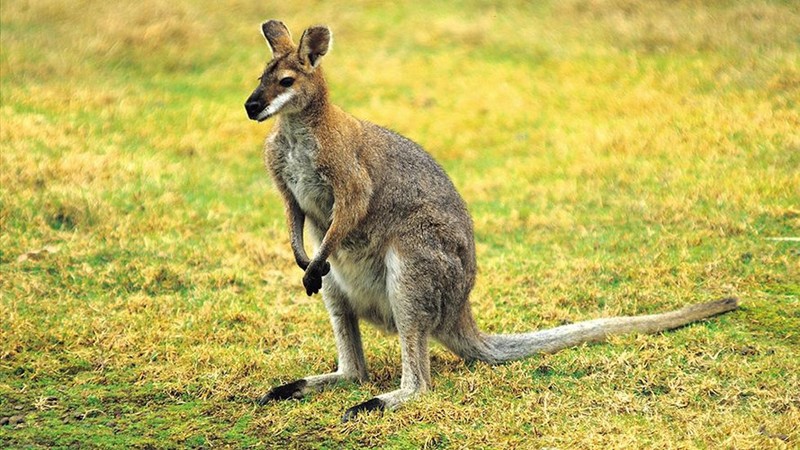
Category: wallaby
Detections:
[{"x1": 244, "y1": 20, "x2": 739, "y2": 422}]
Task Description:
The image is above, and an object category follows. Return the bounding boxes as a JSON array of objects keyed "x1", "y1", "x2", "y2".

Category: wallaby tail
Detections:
[{"x1": 442, "y1": 298, "x2": 738, "y2": 365}]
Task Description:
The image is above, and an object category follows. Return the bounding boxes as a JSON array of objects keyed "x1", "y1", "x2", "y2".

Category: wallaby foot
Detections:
[
  {"x1": 258, "y1": 379, "x2": 307, "y2": 403},
  {"x1": 259, "y1": 371, "x2": 363, "y2": 405},
  {"x1": 341, "y1": 386, "x2": 426, "y2": 422},
  {"x1": 341, "y1": 397, "x2": 385, "y2": 422}
]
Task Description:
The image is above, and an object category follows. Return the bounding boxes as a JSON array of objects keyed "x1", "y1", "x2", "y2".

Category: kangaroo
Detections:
[{"x1": 244, "y1": 20, "x2": 739, "y2": 422}]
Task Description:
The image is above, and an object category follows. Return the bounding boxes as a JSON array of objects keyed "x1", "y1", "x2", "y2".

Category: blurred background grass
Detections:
[{"x1": 1, "y1": 0, "x2": 799, "y2": 448}]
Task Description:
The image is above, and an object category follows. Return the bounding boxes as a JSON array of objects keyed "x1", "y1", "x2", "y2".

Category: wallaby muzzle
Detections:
[{"x1": 245, "y1": 87, "x2": 266, "y2": 121}]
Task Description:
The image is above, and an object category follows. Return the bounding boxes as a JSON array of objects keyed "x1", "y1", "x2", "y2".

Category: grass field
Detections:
[{"x1": 1, "y1": 0, "x2": 799, "y2": 448}]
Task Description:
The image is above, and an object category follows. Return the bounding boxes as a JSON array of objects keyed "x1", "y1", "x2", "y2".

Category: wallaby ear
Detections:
[
  {"x1": 298, "y1": 26, "x2": 332, "y2": 68},
  {"x1": 261, "y1": 20, "x2": 295, "y2": 57}
]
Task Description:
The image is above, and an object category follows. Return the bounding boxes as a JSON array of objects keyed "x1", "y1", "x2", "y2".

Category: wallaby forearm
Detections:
[
  {"x1": 313, "y1": 143, "x2": 372, "y2": 263},
  {"x1": 269, "y1": 165, "x2": 312, "y2": 269},
  {"x1": 310, "y1": 157, "x2": 373, "y2": 265},
  {"x1": 288, "y1": 200, "x2": 310, "y2": 269}
]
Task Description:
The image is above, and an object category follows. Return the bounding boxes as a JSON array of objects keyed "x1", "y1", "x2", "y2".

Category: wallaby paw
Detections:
[
  {"x1": 341, "y1": 398, "x2": 385, "y2": 422},
  {"x1": 302, "y1": 261, "x2": 330, "y2": 296},
  {"x1": 302, "y1": 272, "x2": 322, "y2": 296},
  {"x1": 258, "y1": 379, "x2": 308, "y2": 404}
]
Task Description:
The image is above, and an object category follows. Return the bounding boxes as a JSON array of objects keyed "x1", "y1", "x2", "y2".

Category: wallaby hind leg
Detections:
[
  {"x1": 259, "y1": 280, "x2": 368, "y2": 404},
  {"x1": 341, "y1": 248, "x2": 434, "y2": 422},
  {"x1": 341, "y1": 321, "x2": 430, "y2": 422}
]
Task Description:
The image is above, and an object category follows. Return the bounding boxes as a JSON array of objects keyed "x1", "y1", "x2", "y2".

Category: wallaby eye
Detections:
[{"x1": 279, "y1": 77, "x2": 295, "y2": 88}]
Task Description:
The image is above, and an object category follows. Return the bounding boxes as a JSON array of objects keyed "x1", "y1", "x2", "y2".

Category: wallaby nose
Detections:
[
  {"x1": 245, "y1": 100, "x2": 263, "y2": 119},
  {"x1": 245, "y1": 86, "x2": 266, "y2": 120}
]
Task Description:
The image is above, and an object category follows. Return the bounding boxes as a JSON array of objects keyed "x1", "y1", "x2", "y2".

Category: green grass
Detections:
[{"x1": 1, "y1": 0, "x2": 799, "y2": 448}]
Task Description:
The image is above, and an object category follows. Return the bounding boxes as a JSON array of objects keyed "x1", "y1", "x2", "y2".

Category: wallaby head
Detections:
[{"x1": 244, "y1": 20, "x2": 332, "y2": 122}]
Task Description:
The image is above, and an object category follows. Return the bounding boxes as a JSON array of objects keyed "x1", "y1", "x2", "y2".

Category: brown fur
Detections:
[{"x1": 244, "y1": 21, "x2": 739, "y2": 422}]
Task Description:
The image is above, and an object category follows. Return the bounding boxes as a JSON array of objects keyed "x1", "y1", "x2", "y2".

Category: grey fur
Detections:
[{"x1": 247, "y1": 22, "x2": 739, "y2": 421}]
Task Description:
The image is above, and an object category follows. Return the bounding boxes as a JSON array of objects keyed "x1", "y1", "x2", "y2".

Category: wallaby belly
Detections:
[
  {"x1": 329, "y1": 249, "x2": 396, "y2": 333},
  {"x1": 306, "y1": 221, "x2": 396, "y2": 332}
]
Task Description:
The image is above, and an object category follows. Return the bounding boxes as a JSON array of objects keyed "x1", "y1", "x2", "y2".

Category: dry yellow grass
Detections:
[{"x1": 1, "y1": 0, "x2": 799, "y2": 448}]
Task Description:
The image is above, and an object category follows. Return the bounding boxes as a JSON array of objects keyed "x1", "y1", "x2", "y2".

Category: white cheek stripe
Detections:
[{"x1": 257, "y1": 90, "x2": 295, "y2": 120}]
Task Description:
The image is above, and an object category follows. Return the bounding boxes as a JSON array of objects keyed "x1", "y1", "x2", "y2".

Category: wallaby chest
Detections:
[
  {"x1": 268, "y1": 126, "x2": 333, "y2": 227},
  {"x1": 268, "y1": 120, "x2": 395, "y2": 331}
]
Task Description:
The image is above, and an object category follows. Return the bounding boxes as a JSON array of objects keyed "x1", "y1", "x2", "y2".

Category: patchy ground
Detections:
[{"x1": 1, "y1": 0, "x2": 798, "y2": 448}]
